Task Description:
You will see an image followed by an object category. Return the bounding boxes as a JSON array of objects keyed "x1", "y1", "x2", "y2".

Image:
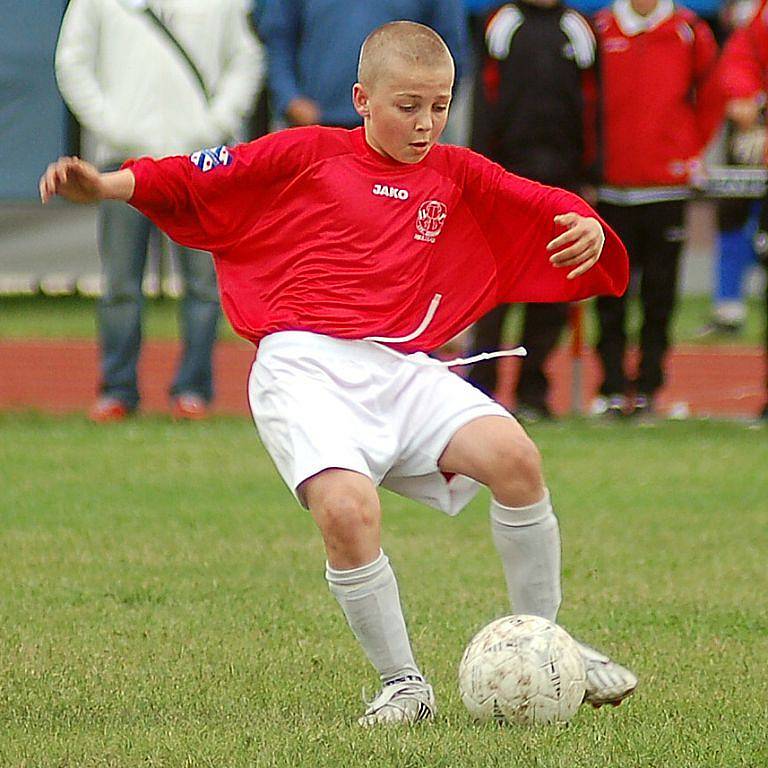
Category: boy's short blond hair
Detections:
[{"x1": 357, "y1": 21, "x2": 454, "y2": 88}]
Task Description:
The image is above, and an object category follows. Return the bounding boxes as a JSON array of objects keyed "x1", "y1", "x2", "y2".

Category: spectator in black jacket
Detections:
[{"x1": 467, "y1": 0, "x2": 599, "y2": 420}]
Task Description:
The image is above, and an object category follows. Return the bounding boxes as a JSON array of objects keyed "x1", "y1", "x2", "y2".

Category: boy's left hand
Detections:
[{"x1": 547, "y1": 213, "x2": 605, "y2": 280}]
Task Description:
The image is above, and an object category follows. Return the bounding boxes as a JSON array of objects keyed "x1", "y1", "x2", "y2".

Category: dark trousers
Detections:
[
  {"x1": 763, "y1": 258, "x2": 768, "y2": 393},
  {"x1": 467, "y1": 302, "x2": 568, "y2": 410},
  {"x1": 595, "y1": 201, "x2": 686, "y2": 396},
  {"x1": 718, "y1": 197, "x2": 754, "y2": 232},
  {"x1": 751, "y1": 198, "x2": 768, "y2": 399}
]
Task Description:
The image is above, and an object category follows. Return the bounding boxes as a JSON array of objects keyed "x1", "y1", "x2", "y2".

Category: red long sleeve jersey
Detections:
[
  {"x1": 595, "y1": 3, "x2": 720, "y2": 187},
  {"x1": 719, "y1": 2, "x2": 768, "y2": 100},
  {"x1": 127, "y1": 126, "x2": 628, "y2": 353}
]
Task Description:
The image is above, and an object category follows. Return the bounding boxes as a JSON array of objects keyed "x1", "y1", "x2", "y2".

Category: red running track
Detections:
[{"x1": 0, "y1": 339, "x2": 765, "y2": 419}]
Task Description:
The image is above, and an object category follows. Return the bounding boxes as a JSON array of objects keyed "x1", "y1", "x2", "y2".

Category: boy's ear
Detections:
[{"x1": 352, "y1": 83, "x2": 370, "y2": 118}]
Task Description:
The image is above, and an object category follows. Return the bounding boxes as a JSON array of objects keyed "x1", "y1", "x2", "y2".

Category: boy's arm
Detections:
[
  {"x1": 39, "y1": 157, "x2": 134, "y2": 205},
  {"x1": 39, "y1": 152, "x2": 231, "y2": 251},
  {"x1": 41, "y1": 129, "x2": 316, "y2": 252},
  {"x1": 460, "y1": 150, "x2": 628, "y2": 303},
  {"x1": 494, "y1": 171, "x2": 627, "y2": 301}
]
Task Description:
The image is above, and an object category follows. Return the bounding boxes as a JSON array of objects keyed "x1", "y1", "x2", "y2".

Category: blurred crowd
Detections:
[{"x1": 54, "y1": 0, "x2": 768, "y2": 421}]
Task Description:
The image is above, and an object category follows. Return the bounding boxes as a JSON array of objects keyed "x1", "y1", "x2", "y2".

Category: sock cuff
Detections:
[
  {"x1": 325, "y1": 549, "x2": 388, "y2": 587},
  {"x1": 490, "y1": 489, "x2": 552, "y2": 527}
]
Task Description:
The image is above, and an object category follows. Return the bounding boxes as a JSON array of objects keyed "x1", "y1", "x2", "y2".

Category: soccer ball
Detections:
[{"x1": 458, "y1": 614, "x2": 586, "y2": 725}]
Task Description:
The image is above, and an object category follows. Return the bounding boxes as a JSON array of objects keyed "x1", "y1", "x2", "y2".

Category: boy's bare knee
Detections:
[
  {"x1": 302, "y1": 470, "x2": 381, "y2": 566},
  {"x1": 489, "y1": 434, "x2": 544, "y2": 505},
  {"x1": 316, "y1": 486, "x2": 378, "y2": 535}
]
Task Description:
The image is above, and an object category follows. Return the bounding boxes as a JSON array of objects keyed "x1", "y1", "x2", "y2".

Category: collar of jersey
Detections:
[
  {"x1": 351, "y1": 127, "x2": 429, "y2": 171},
  {"x1": 613, "y1": 0, "x2": 674, "y2": 36}
]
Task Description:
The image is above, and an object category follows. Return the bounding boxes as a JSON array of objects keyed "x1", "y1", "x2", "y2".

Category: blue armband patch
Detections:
[{"x1": 189, "y1": 145, "x2": 232, "y2": 172}]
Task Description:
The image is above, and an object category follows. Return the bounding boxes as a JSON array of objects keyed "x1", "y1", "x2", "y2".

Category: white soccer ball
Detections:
[{"x1": 458, "y1": 614, "x2": 586, "y2": 726}]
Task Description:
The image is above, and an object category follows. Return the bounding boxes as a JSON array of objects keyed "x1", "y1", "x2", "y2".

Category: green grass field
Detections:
[
  {"x1": 1, "y1": 414, "x2": 766, "y2": 767},
  {"x1": 1, "y1": 293, "x2": 765, "y2": 346}
]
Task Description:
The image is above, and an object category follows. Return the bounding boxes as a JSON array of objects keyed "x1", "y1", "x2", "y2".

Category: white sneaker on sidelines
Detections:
[
  {"x1": 358, "y1": 677, "x2": 436, "y2": 726},
  {"x1": 590, "y1": 394, "x2": 627, "y2": 418},
  {"x1": 576, "y1": 641, "x2": 638, "y2": 707}
]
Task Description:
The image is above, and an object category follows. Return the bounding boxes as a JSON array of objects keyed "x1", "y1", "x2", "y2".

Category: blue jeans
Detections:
[
  {"x1": 715, "y1": 200, "x2": 760, "y2": 303},
  {"x1": 97, "y1": 198, "x2": 220, "y2": 409}
]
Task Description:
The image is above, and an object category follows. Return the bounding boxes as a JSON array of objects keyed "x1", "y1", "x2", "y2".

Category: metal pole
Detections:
[{"x1": 569, "y1": 302, "x2": 585, "y2": 416}]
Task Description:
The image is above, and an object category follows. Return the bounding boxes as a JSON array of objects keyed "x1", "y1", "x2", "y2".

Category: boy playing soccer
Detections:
[{"x1": 41, "y1": 21, "x2": 636, "y2": 725}]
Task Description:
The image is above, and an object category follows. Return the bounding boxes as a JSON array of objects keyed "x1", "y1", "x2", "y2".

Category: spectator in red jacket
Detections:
[
  {"x1": 718, "y1": 0, "x2": 768, "y2": 419},
  {"x1": 593, "y1": 0, "x2": 721, "y2": 418},
  {"x1": 719, "y1": 0, "x2": 768, "y2": 112}
]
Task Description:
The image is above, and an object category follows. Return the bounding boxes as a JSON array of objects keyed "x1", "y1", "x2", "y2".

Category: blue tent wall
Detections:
[{"x1": 0, "y1": 1, "x2": 68, "y2": 199}]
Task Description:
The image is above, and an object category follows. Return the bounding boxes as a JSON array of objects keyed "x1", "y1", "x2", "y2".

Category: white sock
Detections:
[
  {"x1": 490, "y1": 490, "x2": 562, "y2": 622},
  {"x1": 326, "y1": 550, "x2": 421, "y2": 685}
]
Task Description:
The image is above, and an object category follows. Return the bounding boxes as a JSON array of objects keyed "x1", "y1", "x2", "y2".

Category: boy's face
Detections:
[{"x1": 353, "y1": 57, "x2": 454, "y2": 164}]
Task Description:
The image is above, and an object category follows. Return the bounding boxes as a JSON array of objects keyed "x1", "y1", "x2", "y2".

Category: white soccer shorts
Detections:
[{"x1": 248, "y1": 331, "x2": 512, "y2": 515}]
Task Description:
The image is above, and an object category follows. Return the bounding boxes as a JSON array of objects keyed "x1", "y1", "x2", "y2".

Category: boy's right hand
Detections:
[{"x1": 39, "y1": 156, "x2": 104, "y2": 205}]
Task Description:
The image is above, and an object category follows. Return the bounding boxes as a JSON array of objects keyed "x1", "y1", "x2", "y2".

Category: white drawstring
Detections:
[
  {"x1": 436, "y1": 346, "x2": 527, "y2": 367},
  {"x1": 364, "y1": 293, "x2": 443, "y2": 344},
  {"x1": 370, "y1": 340, "x2": 527, "y2": 368},
  {"x1": 363, "y1": 292, "x2": 528, "y2": 366}
]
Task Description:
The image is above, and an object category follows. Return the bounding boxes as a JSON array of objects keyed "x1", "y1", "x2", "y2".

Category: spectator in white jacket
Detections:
[{"x1": 55, "y1": 0, "x2": 263, "y2": 421}]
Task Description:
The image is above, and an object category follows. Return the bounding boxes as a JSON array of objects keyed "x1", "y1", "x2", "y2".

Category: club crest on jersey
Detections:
[
  {"x1": 189, "y1": 145, "x2": 232, "y2": 173},
  {"x1": 414, "y1": 200, "x2": 447, "y2": 243},
  {"x1": 372, "y1": 183, "x2": 409, "y2": 200}
]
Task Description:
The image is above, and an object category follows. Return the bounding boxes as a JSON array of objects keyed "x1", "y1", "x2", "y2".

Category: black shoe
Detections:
[{"x1": 760, "y1": 403, "x2": 768, "y2": 421}]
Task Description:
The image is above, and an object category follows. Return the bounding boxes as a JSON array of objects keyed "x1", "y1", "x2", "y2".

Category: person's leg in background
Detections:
[
  {"x1": 633, "y1": 201, "x2": 686, "y2": 415},
  {"x1": 763, "y1": 263, "x2": 768, "y2": 419},
  {"x1": 707, "y1": 198, "x2": 757, "y2": 335},
  {"x1": 750, "y1": 195, "x2": 768, "y2": 419},
  {"x1": 763, "y1": 265, "x2": 768, "y2": 419},
  {"x1": 170, "y1": 243, "x2": 220, "y2": 418},
  {"x1": 514, "y1": 302, "x2": 569, "y2": 421},
  {"x1": 593, "y1": 203, "x2": 640, "y2": 417},
  {"x1": 761, "y1": 235, "x2": 768, "y2": 419},
  {"x1": 92, "y1": 198, "x2": 151, "y2": 420},
  {"x1": 467, "y1": 304, "x2": 511, "y2": 399}
]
